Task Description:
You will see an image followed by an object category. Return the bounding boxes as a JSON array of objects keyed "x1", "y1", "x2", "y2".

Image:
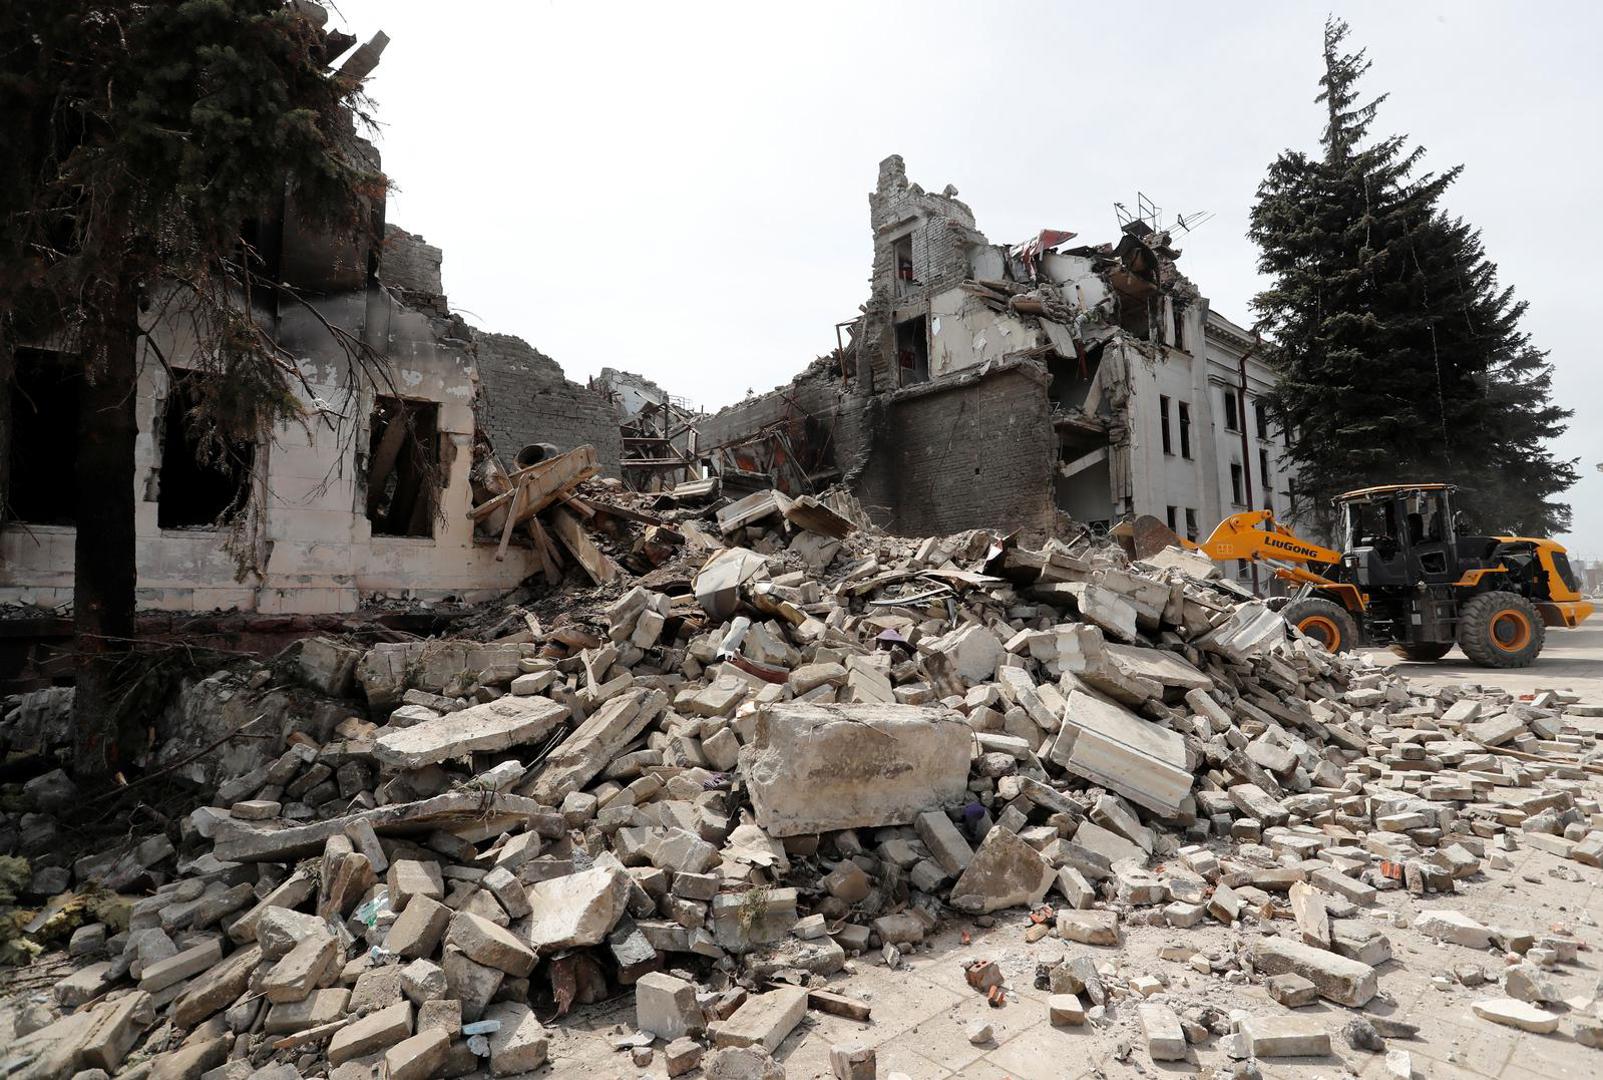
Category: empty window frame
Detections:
[
  {"x1": 1230, "y1": 462, "x2": 1245, "y2": 506},
  {"x1": 893, "y1": 234, "x2": 915, "y2": 283},
  {"x1": 1171, "y1": 303, "x2": 1185, "y2": 350},
  {"x1": 366, "y1": 396, "x2": 441, "y2": 538},
  {"x1": 1159, "y1": 395, "x2": 1173, "y2": 455},
  {"x1": 1254, "y1": 396, "x2": 1270, "y2": 440},
  {"x1": 1259, "y1": 449, "x2": 1273, "y2": 511},
  {"x1": 157, "y1": 371, "x2": 256, "y2": 529},
  {"x1": 7, "y1": 349, "x2": 79, "y2": 525},
  {"x1": 1165, "y1": 505, "x2": 1177, "y2": 532},
  {"x1": 1184, "y1": 508, "x2": 1199, "y2": 542},
  {"x1": 1177, "y1": 401, "x2": 1192, "y2": 459},
  {"x1": 1223, "y1": 387, "x2": 1240, "y2": 432},
  {"x1": 894, "y1": 316, "x2": 930, "y2": 387}
]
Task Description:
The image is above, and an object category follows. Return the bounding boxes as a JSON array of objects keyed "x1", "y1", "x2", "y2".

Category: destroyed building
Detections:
[
  {"x1": 699, "y1": 156, "x2": 1297, "y2": 572},
  {"x1": 1, "y1": 207, "x2": 621, "y2": 617}
]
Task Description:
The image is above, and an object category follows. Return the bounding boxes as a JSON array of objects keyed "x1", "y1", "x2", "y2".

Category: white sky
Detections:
[{"x1": 330, "y1": 0, "x2": 1603, "y2": 554}]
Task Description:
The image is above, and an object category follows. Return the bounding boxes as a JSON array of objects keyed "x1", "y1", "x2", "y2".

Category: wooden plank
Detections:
[
  {"x1": 364, "y1": 407, "x2": 413, "y2": 517},
  {"x1": 469, "y1": 445, "x2": 596, "y2": 521},
  {"x1": 548, "y1": 507, "x2": 620, "y2": 586},
  {"x1": 520, "y1": 466, "x2": 598, "y2": 522},
  {"x1": 495, "y1": 480, "x2": 527, "y2": 562},
  {"x1": 527, "y1": 516, "x2": 563, "y2": 584},
  {"x1": 584, "y1": 498, "x2": 665, "y2": 526}
]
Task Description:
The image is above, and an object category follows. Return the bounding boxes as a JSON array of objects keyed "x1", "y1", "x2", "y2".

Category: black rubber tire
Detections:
[
  {"x1": 1388, "y1": 642, "x2": 1454, "y2": 662},
  {"x1": 1457, "y1": 592, "x2": 1545, "y2": 668},
  {"x1": 1282, "y1": 597, "x2": 1360, "y2": 654}
]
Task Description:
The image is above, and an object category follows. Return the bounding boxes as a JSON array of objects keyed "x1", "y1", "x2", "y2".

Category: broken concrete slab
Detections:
[
  {"x1": 212, "y1": 791, "x2": 545, "y2": 862},
  {"x1": 524, "y1": 688, "x2": 666, "y2": 804},
  {"x1": 1241, "y1": 1014, "x2": 1332, "y2": 1057},
  {"x1": 742, "y1": 703, "x2": 971, "y2": 838},
  {"x1": 1251, "y1": 936, "x2": 1377, "y2": 1007},
  {"x1": 949, "y1": 826, "x2": 1054, "y2": 915},
  {"x1": 373, "y1": 696, "x2": 568, "y2": 770},
  {"x1": 1471, "y1": 998, "x2": 1560, "y2": 1033},
  {"x1": 523, "y1": 864, "x2": 632, "y2": 951},
  {"x1": 714, "y1": 986, "x2": 808, "y2": 1052},
  {"x1": 1050, "y1": 689, "x2": 1192, "y2": 815}
]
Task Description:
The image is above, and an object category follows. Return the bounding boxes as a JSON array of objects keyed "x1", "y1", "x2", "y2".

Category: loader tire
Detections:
[
  {"x1": 1388, "y1": 642, "x2": 1453, "y2": 662},
  {"x1": 1282, "y1": 597, "x2": 1359, "y2": 654},
  {"x1": 1457, "y1": 592, "x2": 1544, "y2": 668}
]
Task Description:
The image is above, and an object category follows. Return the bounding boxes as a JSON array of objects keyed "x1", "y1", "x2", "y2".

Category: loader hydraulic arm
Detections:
[{"x1": 1190, "y1": 510, "x2": 1342, "y2": 567}]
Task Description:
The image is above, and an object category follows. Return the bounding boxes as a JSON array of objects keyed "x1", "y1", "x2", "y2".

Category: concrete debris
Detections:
[{"x1": 3, "y1": 491, "x2": 1602, "y2": 1080}]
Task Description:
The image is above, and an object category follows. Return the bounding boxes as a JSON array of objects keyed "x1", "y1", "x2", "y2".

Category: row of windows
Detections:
[
  {"x1": 1161, "y1": 389, "x2": 1285, "y2": 454},
  {"x1": 7, "y1": 352, "x2": 440, "y2": 538}
]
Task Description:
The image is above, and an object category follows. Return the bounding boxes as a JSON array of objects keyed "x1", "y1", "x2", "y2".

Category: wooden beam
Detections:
[
  {"x1": 548, "y1": 507, "x2": 620, "y2": 586},
  {"x1": 527, "y1": 516, "x2": 563, "y2": 584},
  {"x1": 1058, "y1": 446, "x2": 1109, "y2": 479},
  {"x1": 469, "y1": 445, "x2": 597, "y2": 521},
  {"x1": 495, "y1": 480, "x2": 527, "y2": 562}
]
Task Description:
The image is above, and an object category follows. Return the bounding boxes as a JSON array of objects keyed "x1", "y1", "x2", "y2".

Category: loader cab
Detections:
[{"x1": 1336, "y1": 484, "x2": 1460, "y2": 588}]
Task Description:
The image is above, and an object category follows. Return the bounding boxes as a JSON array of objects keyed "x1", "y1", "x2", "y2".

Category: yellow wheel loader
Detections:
[{"x1": 1136, "y1": 483, "x2": 1591, "y2": 668}]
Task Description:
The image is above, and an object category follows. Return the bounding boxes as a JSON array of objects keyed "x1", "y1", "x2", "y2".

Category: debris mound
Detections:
[{"x1": 5, "y1": 488, "x2": 1602, "y2": 1077}]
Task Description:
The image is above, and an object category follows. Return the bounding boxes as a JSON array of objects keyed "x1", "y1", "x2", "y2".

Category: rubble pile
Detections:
[{"x1": 5, "y1": 492, "x2": 1603, "y2": 1079}]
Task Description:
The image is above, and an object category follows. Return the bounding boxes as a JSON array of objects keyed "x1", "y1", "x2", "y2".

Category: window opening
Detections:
[
  {"x1": 157, "y1": 371, "x2": 256, "y2": 529},
  {"x1": 7, "y1": 349, "x2": 79, "y2": 525},
  {"x1": 1177, "y1": 402, "x2": 1192, "y2": 459},
  {"x1": 1223, "y1": 388, "x2": 1240, "y2": 432},
  {"x1": 1230, "y1": 463, "x2": 1245, "y2": 506},
  {"x1": 367, "y1": 397, "x2": 441, "y2": 537},
  {"x1": 1159, "y1": 395, "x2": 1172, "y2": 454},
  {"x1": 894, "y1": 316, "x2": 930, "y2": 387}
]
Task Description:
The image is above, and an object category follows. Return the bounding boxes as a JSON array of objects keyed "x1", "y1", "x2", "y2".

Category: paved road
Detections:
[{"x1": 1365, "y1": 619, "x2": 1603, "y2": 700}]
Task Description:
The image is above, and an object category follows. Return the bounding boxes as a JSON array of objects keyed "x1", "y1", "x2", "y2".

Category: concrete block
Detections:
[{"x1": 743, "y1": 703, "x2": 971, "y2": 837}]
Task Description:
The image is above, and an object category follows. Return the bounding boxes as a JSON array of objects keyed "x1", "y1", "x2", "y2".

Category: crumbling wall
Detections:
[
  {"x1": 857, "y1": 362, "x2": 1056, "y2": 537},
  {"x1": 862, "y1": 155, "x2": 986, "y2": 393},
  {"x1": 594, "y1": 367, "x2": 672, "y2": 419},
  {"x1": 472, "y1": 333, "x2": 623, "y2": 475}
]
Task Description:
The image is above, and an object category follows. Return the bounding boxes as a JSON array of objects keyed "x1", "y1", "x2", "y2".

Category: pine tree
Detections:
[
  {"x1": 0, "y1": 1, "x2": 385, "y2": 780},
  {"x1": 1250, "y1": 18, "x2": 1576, "y2": 538}
]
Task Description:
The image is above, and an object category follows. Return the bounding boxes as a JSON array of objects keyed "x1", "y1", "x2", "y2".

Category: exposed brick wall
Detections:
[
  {"x1": 863, "y1": 155, "x2": 984, "y2": 393},
  {"x1": 858, "y1": 364, "x2": 1056, "y2": 537},
  {"x1": 472, "y1": 332, "x2": 622, "y2": 475}
]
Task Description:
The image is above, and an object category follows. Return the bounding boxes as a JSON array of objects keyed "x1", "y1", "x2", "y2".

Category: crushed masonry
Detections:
[{"x1": 2, "y1": 474, "x2": 1602, "y2": 1079}]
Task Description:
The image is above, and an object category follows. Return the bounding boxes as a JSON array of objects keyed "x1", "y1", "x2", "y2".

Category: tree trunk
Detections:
[
  {"x1": 0, "y1": 333, "x2": 12, "y2": 526},
  {"x1": 72, "y1": 278, "x2": 140, "y2": 782}
]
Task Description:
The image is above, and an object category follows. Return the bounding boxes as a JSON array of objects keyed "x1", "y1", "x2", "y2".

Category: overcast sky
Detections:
[{"x1": 330, "y1": 0, "x2": 1603, "y2": 554}]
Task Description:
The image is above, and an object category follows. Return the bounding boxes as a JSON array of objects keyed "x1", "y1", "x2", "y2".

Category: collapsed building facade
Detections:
[
  {"x1": 1, "y1": 207, "x2": 622, "y2": 617},
  {"x1": 700, "y1": 156, "x2": 1297, "y2": 573}
]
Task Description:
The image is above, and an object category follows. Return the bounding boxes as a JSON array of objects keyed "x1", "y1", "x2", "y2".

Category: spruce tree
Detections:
[
  {"x1": 0, "y1": 1, "x2": 384, "y2": 780},
  {"x1": 1250, "y1": 18, "x2": 1576, "y2": 538}
]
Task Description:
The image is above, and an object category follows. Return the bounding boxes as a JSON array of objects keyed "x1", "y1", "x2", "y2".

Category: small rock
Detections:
[{"x1": 1342, "y1": 1017, "x2": 1385, "y2": 1053}]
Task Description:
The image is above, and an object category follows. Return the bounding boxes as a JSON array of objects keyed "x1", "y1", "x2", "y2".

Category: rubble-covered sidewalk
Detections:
[{"x1": 2, "y1": 476, "x2": 1602, "y2": 1080}]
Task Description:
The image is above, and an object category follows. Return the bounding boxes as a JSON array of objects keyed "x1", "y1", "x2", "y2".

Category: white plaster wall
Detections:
[
  {"x1": 927, "y1": 288, "x2": 1047, "y2": 380},
  {"x1": 0, "y1": 287, "x2": 541, "y2": 614},
  {"x1": 1041, "y1": 253, "x2": 1112, "y2": 311},
  {"x1": 1121, "y1": 339, "x2": 1214, "y2": 534}
]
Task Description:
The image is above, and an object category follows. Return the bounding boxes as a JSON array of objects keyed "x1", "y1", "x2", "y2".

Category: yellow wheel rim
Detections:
[
  {"x1": 1489, "y1": 609, "x2": 1532, "y2": 652},
  {"x1": 1298, "y1": 614, "x2": 1342, "y2": 651}
]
